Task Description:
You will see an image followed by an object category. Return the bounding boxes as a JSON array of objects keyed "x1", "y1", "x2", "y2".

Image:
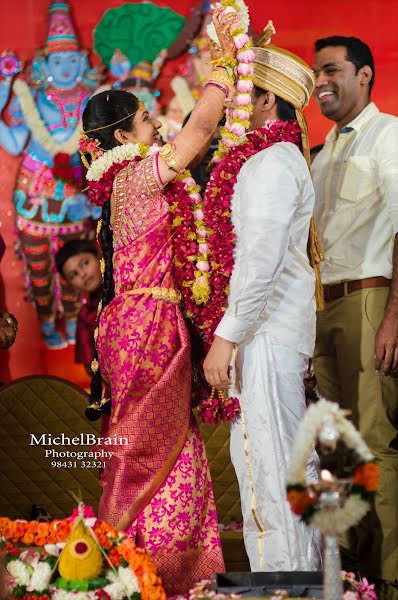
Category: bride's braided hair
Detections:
[{"x1": 82, "y1": 90, "x2": 140, "y2": 420}]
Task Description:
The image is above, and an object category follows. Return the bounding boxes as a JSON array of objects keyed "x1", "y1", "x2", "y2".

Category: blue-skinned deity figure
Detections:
[{"x1": 0, "y1": 0, "x2": 101, "y2": 349}]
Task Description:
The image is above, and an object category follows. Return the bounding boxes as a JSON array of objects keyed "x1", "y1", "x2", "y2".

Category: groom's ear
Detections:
[{"x1": 262, "y1": 91, "x2": 277, "y2": 111}]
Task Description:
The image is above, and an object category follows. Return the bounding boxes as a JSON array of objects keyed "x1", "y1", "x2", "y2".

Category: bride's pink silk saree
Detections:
[{"x1": 96, "y1": 156, "x2": 224, "y2": 596}]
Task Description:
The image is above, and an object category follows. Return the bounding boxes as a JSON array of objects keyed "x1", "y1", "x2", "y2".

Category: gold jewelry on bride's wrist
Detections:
[
  {"x1": 159, "y1": 142, "x2": 184, "y2": 173},
  {"x1": 205, "y1": 66, "x2": 234, "y2": 95},
  {"x1": 208, "y1": 57, "x2": 238, "y2": 79}
]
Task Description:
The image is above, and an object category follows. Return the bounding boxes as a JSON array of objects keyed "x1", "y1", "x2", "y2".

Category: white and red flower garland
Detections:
[
  {"x1": 85, "y1": 143, "x2": 211, "y2": 310},
  {"x1": 200, "y1": 120, "x2": 302, "y2": 344},
  {"x1": 165, "y1": 174, "x2": 210, "y2": 307},
  {"x1": 188, "y1": 120, "x2": 302, "y2": 423}
]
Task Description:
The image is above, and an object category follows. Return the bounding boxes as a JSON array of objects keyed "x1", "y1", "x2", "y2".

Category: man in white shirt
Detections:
[
  {"x1": 312, "y1": 36, "x2": 398, "y2": 598},
  {"x1": 204, "y1": 32, "x2": 321, "y2": 571}
]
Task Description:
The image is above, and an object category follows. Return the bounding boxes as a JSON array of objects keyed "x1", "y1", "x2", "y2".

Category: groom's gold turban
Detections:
[
  {"x1": 252, "y1": 22, "x2": 315, "y2": 164},
  {"x1": 253, "y1": 44, "x2": 315, "y2": 111}
]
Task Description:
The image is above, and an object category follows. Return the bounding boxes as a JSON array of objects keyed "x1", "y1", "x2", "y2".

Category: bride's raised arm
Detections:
[{"x1": 157, "y1": 8, "x2": 238, "y2": 184}]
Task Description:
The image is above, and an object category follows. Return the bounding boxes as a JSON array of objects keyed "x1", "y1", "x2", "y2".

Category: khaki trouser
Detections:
[{"x1": 313, "y1": 287, "x2": 398, "y2": 592}]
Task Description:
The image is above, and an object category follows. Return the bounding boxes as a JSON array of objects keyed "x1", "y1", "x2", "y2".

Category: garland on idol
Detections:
[{"x1": 13, "y1": 80, "x2": 82, "y2": 157}]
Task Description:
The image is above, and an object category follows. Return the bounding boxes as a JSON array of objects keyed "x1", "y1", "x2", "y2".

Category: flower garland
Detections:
[
  {"x1": 0, "y1": 507, "x2": 165, "y2": 600},
  {"x1": 85, "y1": 143, "x2": 150, "y2": 183},
  {"x1": 181, "y1": 120, "x2": 301, "y2": 423},
  {"x1": 286, "y1": 399, "x2": 379, "y2": 535},
  {"x1": 13, "y1": 80, "x2": 82, "y2": 157},
  {"x1": 199, "y1": 120, "x2": 302, "y2": 345},
  {"x1": 165, "y1": 175, "x2": 210, "y2": 306},
  {"x1": 85, "y1": 144, "x2": 211, "y2": 307},
  {"x1": 207, "y1": 0, "x2": 255, "y2": 164}
]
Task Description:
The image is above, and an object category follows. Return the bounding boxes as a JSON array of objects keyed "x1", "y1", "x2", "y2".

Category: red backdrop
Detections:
[{"x1": 0, "y1": 0, "x2": 397, "y2": 382}]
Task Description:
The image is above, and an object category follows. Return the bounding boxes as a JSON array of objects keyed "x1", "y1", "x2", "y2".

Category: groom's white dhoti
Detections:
[{"x1": 231, "y1": 333, "x2": 320, "y2": 570}]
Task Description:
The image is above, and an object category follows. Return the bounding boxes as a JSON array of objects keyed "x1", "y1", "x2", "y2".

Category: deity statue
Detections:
[{"x1": 0, "y1": 0, "x2": 100, "y2": 349}]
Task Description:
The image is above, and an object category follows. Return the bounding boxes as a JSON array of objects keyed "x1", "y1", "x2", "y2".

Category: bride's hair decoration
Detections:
[{"x1": 78, "y1": 135, "x2": 103, "y2": 169}]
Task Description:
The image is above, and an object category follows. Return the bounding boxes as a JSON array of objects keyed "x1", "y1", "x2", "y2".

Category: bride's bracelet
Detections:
[
  {"x1": 208, "y1": 57, "x2": 238, "y2": 79},
  {"x1": 159, "y1": 142, "x2": 184, "y2": 173},
  {"x1": 204, "y1": 66, "x2": 234, "y2": 96}
]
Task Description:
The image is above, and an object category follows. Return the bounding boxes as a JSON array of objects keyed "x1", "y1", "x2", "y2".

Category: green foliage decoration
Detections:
[{"x1": 94, "y1": 2, "x2": 185, "y2": 67}]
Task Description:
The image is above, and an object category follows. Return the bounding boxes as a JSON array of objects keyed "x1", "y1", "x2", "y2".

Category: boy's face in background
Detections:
[{"x1": 62, "y1": 252, "x2": 102, "y2": 294}]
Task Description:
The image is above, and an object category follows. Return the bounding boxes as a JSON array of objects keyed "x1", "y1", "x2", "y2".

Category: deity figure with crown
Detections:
[{"x1": 0, "y1": 0, "x2": 100, "y2": 349}]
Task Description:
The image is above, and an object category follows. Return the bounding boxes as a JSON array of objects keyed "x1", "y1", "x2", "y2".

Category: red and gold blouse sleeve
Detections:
[{"x1": 111, "y1": 154, "x2": 169, "y2": 248}]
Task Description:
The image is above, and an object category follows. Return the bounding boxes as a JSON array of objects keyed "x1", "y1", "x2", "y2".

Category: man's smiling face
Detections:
[{"x1": 313, "y1": 45, "x2": 368, "y2": 128}]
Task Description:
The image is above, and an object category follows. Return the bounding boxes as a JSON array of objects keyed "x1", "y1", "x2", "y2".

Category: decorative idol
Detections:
[{"x1": 0, "y1": 0, "x2": 101, "y2": 349}]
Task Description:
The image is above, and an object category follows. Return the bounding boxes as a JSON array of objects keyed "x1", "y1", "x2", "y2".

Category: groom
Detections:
[{"x1": 204, "y1": 31, "x2": 321, "y2": 570}]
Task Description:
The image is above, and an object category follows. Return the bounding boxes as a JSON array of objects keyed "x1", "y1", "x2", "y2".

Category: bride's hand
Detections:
[
  {"x1": 208, "y1": 38, "x2": 223, "y2": 62},
  {"x1": 211, "y1": 7, "x2": 239, "y2": 61}
]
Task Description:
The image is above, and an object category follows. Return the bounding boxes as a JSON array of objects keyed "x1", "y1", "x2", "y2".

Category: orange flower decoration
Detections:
[
  {"x1": 0, "y1": 511, "x2": 166, "y2": 600},
  {"x1": 108, "y1": 547, "x2": 122, "y2": 567},
  {"x1": 22, "y1": 531, "x2": 36, "y2": 545},
  {"x1": 353, "y1": 462, "x2": 379, "y2": 492},
  {"x1": 34, "y1": 536, "x2": 47, "y2": 547},
  {"x1": 287, "y1": 489, "x2": 316, "y2": 516},
  {"x1": 55, "y1": 521, "x2": 71, "y2": 542},
  {"x1": 14, "y1": 521, "x2": 28, "y2": 541},
  {"x1": 36, "y1": 523, "x2": 50, "y2": 537}
]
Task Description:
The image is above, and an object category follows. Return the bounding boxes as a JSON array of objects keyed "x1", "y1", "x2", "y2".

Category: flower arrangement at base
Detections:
[
  {"x1": 342, "y1": 572, "x2": 378, "y2": 600},
  {"x1": 0, "y1": 504, "x2": 166, "y2": 600},
  {"x1": 286, "y1": 399, "x2": 379, "y2": 535}
]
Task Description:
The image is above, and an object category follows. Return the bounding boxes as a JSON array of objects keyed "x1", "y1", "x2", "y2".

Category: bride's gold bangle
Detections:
[
  {"x1": 205, "y1": 66, "x2": 234, "y2": 95},
  {"x1": 208, "y1": 57, "x2": 238, "y2": 78},
  {"x1": 159, "y1": 142, "x2": 184, "y2": 173}
]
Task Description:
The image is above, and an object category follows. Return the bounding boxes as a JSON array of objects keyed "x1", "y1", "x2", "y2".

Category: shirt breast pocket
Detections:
[{"x1": 339, "y1": 156, "x2": 379, "y2": 202}]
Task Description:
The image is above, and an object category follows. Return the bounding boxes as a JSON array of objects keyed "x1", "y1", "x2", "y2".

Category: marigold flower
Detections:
[
  {"x1": 287, "y1": 490, "x2": 316, "y2": 515},
  {"x1": 55, "y1": 521, "x2": 71, "y2": 542},
  {"x1": 33, "y1": 535, "x2": 47, "y2": 547},
  {"x1": 27, "y1": 521, "x2": 38, "y2": 533},
  {"x1": 22, "y1": 531, "x2": 35, "y2": 545},
  {"x1": 36, "y1": 523, "x2": 50, "y2": 537},
  {"x1": 108, "y1": 547, "x2": 122, "y2": 567},
  {"x1": 353, "y1": 463, "x2": 379, "y2": 492}
]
